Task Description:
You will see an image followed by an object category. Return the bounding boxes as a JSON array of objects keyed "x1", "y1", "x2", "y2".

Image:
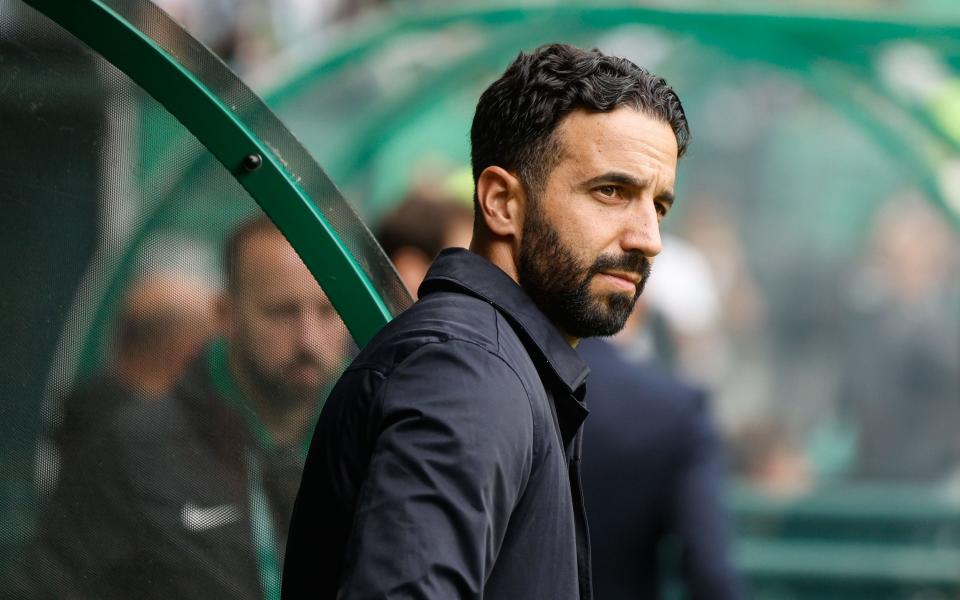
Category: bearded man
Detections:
[
  {"x1": 283, "y1": 43, "x2": 689, "y2": 600},
  {"x1": 12, "y1": 215, "x2": 349, "y2": 600}
]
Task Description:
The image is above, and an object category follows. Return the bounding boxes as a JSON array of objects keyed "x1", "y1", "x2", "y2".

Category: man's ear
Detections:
[{"x1": 475, "y1": 166, "x2": 525, "y2": 239}]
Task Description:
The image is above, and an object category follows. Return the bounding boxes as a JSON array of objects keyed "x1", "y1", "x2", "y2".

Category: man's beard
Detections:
[
  {"x1": 517, "y1": 205, "x2": 651, "y2": 339},
  {"x1": 234, "y1": 342, "x2": 326, "y2": 411}
]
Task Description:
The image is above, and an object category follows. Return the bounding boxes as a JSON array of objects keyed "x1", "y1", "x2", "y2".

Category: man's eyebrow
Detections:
[
  {"x1": 581, "y1": 172, "x2": 647, "y2": 189},
  {"x1": 581, "y1": 171, "x2": 676, "y2": 204}
]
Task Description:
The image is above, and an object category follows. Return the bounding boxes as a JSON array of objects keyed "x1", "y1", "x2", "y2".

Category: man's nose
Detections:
[
  {"x1": 295, "y1": 309, "x2": 328, "y2": 349},
  {"x1": 620, "y1": 199, "x2": 662, "y2": 257}
]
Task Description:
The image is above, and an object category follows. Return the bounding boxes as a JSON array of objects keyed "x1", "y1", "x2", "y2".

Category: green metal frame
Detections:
[{"x1": 22, "y1": 0, "x2": 397, "y2": 347}]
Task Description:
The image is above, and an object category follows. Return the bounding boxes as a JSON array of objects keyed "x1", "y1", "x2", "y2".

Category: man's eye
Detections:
[
  {"x1": 596, "y1": 185, "x2": 618, "y2": 197},
  {"x1": 266, "y1": 306, "x2": 298, "y2": 319}
]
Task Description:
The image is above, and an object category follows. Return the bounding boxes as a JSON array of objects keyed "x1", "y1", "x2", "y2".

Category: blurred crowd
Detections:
[{"x1": 5, "y1": 0, "x2": 960, "y2": 597}]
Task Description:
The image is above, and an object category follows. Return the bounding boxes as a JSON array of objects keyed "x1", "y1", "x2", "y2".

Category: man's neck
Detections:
[
  {"x1": 115, "y1": 358, "x2": 170, "y2": 397},
  {"x1": 470, "y1": 239, "x2": 580, "y2": 348},
  {"x1": 248, "y1": 395, "x2": 315, "y2": 448},
  {"x1": 470, "y1": 238, "x2": 519, "y2": 285}
]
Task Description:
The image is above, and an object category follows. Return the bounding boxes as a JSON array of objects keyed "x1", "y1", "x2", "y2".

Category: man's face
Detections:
[
  {"x1": 226, "y1": 231, "x2": 347, "y2": 408},
  {"x1": 517, "y1": 107, "x2": 678, "y2": 338}
]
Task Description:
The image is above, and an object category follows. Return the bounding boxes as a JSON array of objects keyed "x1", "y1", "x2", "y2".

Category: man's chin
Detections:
[
  {"x1": 274, "y1": 385, "x2": 325, "y2": 409},
  {"x1": 587, "y1": 286, "x2": 637, "y2": 313},
  {"x1": 580, "y1": 295, "x2": 636, "y2": 337},
  {"x1": 286, "y1": 362, "x2": 324, "y2": 383}
]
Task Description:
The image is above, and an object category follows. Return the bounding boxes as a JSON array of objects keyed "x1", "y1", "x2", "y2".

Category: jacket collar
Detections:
[{"x1": 418, "y1": 248, "x2": 590, "y2": 396}]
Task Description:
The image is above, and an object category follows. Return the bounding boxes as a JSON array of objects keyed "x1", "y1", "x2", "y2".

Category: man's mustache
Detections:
[
  {"x1": 588, "y1": 253, "x2": 651, "y2": 288},
  {"x1": 284, "y1": 352, "x2": 322, "y2": 372}
]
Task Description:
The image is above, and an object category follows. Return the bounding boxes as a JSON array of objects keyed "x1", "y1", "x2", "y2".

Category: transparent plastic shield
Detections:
[
  {"x1": 0, "y1": 0, "x2": 404, "y2": 597},
  {"x1": 261, "y1": 15, "x2": 960, "y2": 598}
]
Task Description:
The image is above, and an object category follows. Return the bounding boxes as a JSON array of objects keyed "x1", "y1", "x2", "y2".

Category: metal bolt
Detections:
[{"x1": 242, "y1": 153, "x2": 263, "y2": 172}]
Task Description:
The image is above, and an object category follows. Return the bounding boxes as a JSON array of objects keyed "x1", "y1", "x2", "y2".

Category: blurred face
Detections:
[
  {"x1": 517, "y1": 107, "x2": 678, "y2": 338},
  {"x1": 225, "y1": 230, "x2": 347, "y2": 409}
]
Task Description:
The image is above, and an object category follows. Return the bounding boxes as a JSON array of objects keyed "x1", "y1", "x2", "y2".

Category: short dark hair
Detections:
[
  {"x1": 223, "y1": 213, "x2": 281, "y2": 294},
  {"x1": 470, "y1": 43, "x2": 689, "y2": 202},
  {"x1": 116, "y1": 305, "x2": 179, "y2": 355}
]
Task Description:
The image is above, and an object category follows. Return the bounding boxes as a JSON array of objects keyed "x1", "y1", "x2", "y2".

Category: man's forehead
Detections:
[
  {"x1": 235, "y1": 232, "x2": 315, "y2": 287},
  {"x1": 555, "y1": 107, "x2": 679, "y2": 177}
]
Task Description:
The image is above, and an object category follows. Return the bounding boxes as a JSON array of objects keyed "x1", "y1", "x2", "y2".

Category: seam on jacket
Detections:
[
  {"x1": 375, "y1": 337, "x2": 537, "y2": 490},
  {"x1": 492, "y1": 301, "x2": 501, "y2": 356},
  {"x1": 491, "y1": 308, "x2": 543, "y2": 469},
  {"x1": 341, "y1": 362, "x2": 388, "y2": 377}
]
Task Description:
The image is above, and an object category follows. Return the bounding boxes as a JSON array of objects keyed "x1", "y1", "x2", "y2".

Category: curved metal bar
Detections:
[
  {"x1": 263, "y1": 4, "x2": 960, "y2": 111},
  {"x1": 22, "y1": 0, "x2": 398, "y2": 347}
]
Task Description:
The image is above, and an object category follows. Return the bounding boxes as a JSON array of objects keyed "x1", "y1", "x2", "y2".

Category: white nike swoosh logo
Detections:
[{"x1": 181, "y1": 502, "x2": 242, "y2": 532}]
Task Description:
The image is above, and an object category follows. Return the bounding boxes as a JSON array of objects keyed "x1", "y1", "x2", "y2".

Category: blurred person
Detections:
[
  {"x1": 674, "y1": 201, "x2": 772, "y2": 436},
  {"x1": 45, "y1": 271, "x2": 216, "y2": 542},
  {"x1": 375, "y1": 192, "x2": 473, "y2": 298},
  {"x1": 283, "y1": 43, "x2": 688, "y2": 599},
  {"x1": 730, "y1": 420, "x2": 812, "y2": 497},
  {"x1": 54, "y1": 272, "x2": 217, "y2": 475},
  {"x1": 114, "y1": 273, "x2": 217, "y2": 392},
  {"x1": 840, "y1": 195, "x2": 960, "y2": 482},
  {"x1": 9, "y1": 215, "x2": 348, "y2": 600},
  {"x1": 5, "y1": 272, "x2": 216, "y2": 599},
  {"x1": 580, "y1": 307, "x2": 741, "y2": 600},
  {"x1": 671, "y1": 202, "x2": 813, "y2": 491}
]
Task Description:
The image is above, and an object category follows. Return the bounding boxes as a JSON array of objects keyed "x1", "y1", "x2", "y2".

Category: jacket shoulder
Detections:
[{"x1": 350, "y1": 291, "x2": 512, "y2": 375}]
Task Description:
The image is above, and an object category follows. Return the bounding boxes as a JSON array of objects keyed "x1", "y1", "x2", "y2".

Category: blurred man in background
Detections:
[
  {"x1": 8, "y1": 272, "x2": 216, "y2": 599},
  {"x1": 52, "y1": 273, "x2": 216, "y2": 471},
  {"x1": 841, "y1": 196, "x2": 960, "y2": 482},
  {"x1": 375, "y1": 191, "x2": 473, "y2": 297},
  {"x1": 10, "y1": 215, "x2": 348, "y2": 600},
  {"x1": 579, "y1": 307, "x2": 741, "y2": 599}
]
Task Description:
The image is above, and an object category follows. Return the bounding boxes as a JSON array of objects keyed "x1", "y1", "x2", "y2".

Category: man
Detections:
[
  {"x1": 283, "y1": 43, "x2": 688, "y2": 599},
  {"x1": 7, "y1": 272, "x2": 216, "y2": 599},
  {"x1": 376, "y1": 190, "x2": 738, "y2": 598},
  {"x1": 52, "y1": 272, "x2": 216, "y2": 475},
  {"x1": 10, "y1": 215, "x2": 347, "y2": 599}
]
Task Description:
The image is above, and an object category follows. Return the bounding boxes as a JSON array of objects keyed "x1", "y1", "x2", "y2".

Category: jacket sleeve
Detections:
[
  {"x1": 337, "y1": 339, "x2": 535, "y2": 599},
  {"x1": 673, "y1": 389, "x2": 743, "y2": 600}
]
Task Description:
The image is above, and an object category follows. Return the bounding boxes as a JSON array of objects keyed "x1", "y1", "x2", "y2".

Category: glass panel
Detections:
[
  {"x1": 95, "y1": 0, "x2": 412, "y2": 319},
  {"x1": 1, "y1": 2, "x2": 357, "y2": 598}
]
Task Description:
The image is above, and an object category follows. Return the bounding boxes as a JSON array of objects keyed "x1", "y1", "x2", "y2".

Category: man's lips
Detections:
[
  {"x1": 288, "y1": 361, "x2": 322, "y2": 378},
  {"x1": 598, "y1": 270, "x2": 640, "y2": 292}
]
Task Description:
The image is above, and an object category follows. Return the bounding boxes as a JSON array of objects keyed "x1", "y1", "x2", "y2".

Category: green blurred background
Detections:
[{"x1": 3, "y1": 1, "x2": 960, "y2": 598}]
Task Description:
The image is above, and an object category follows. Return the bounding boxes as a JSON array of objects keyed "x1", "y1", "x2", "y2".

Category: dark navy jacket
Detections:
[
  {"x1": 283, "y1": 248, "x2": 593, "y2": 599},
  {"x1": 578, "y1": 338, "x2": 740, "y2": 600}
]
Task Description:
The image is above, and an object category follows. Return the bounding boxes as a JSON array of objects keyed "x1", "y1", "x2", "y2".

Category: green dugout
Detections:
[{"x1": 2, "y1": 1, "x2": 960, "y2": 598}]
